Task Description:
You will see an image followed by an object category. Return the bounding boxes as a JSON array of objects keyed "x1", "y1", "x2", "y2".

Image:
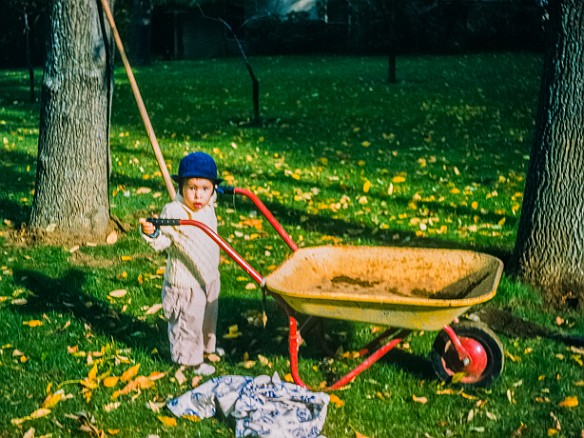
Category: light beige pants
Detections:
[{"x1": 162, "y1": 279, "x2": 220, "y2": 366}]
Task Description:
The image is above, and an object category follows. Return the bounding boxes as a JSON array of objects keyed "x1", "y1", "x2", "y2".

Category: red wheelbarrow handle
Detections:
[
  {"x1": 219, "y1": 186, "x2": 299, "y2": 252},
  {"x1": 147, "y1": 217, "x2": 265, "y2": 286}
]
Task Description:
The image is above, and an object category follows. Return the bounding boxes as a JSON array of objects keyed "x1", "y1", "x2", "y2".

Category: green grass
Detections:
[{"x1": 1, "y1": 54, "x2": 583, "y2": 437}]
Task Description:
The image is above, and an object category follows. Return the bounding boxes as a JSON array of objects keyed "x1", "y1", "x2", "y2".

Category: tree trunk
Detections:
[
  {"x1": 511, "y1": 0, "x2": 584, "y2": 310},
  {"x1": 30, "y1": 0, "x2": 113, "y2": 240}
]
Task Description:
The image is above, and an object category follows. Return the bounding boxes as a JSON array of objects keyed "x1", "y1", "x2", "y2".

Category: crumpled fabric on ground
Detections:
[{"x1": 167, "y1": 372, "x2": 330, "y2": 437}]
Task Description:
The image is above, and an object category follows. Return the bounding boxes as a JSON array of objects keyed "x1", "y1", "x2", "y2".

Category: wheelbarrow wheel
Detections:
[{"x1": 431, "y1": 321, "x2": 504, "y2": 387}]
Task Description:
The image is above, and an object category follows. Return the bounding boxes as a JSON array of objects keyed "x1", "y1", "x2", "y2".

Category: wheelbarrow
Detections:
[{"x1": 148, "y1": 186, "x2": 505, "y2": 390}]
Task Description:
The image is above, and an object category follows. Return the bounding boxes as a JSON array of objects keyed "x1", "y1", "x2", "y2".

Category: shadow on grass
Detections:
[
  {"x1": 13, "y1": 268, "x2": 169, "y2": 359},
  {"x1": 0, "y1": 149, "x2": 36, "y2": 224}
]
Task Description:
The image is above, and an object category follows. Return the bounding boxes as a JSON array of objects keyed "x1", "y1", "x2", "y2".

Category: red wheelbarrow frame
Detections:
[{"x1": 148, "y1": 186, "x2": 486, "y2": 391}]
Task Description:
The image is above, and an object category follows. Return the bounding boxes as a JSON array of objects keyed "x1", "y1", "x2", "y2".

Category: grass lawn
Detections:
[{"x1": 1, "y1": 53, "x2": 583, "y2": 437}]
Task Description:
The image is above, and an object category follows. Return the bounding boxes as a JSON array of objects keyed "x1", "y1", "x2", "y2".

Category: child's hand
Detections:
[{"x1": 139, "y1": 215, "x2": 158, "y2": 235}]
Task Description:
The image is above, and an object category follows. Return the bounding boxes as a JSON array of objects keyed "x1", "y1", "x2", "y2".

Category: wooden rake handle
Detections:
[{"x1": 99, "y1": 0, "x2": 176, "y2": 200}]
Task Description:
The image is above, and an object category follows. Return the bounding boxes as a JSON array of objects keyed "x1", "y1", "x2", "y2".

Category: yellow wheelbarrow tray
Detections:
[
  {"x1": 148, "y1": 186, "x2": 506, "y2": 390},
  {"x1": 265, "y1": 245, "x2": 504, "y2": 331}
]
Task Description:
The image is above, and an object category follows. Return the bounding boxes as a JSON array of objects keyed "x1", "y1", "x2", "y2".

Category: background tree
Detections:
[
  {"x1": 29, "y1": 0, "x2": 114, "y2": 240},
  {"x1": 511, "y1": 0, "x2": 584, "y2": 310}
]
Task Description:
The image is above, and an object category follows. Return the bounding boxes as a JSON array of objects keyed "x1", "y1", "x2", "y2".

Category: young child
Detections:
[{"x1": 140, "y1": 151, "x2": 224, "y2": 376}]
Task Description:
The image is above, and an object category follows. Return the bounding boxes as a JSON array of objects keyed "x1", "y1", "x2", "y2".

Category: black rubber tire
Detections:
[{"x1": 431, "y1": 321, "x2": 505, "y2": 387}]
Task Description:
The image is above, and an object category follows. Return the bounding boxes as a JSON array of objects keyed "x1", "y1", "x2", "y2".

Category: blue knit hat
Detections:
[{"x1": 172, "y1": 152, "x2": 223, "y2": 184}]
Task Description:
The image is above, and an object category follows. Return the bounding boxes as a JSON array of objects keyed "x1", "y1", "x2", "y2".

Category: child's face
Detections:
[{"x1": 181, "y1": 177, "x2": 214, "y2": 211}]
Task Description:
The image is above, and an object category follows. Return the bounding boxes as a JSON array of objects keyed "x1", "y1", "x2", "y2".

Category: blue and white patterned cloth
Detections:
[{"x1": 167, "y1": 372, "x2": 330, "y2": 437}]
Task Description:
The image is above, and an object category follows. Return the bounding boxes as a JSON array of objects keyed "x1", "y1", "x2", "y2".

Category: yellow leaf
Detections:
[
  {"x1": 412, "y1": 395, "x2": 428, "y2": 404},
  {"x1": 363, "y1": 180, "x2": 371, "y2": 193},
  {"x1": 547, "y1": 428, "x2": 559, "y2": 436},
  {"x1": 148, "y1": 371, "x2": 166, "y2": 381},
  {"x1": 121, "y1": 255, "x2": 133, "y2": 261},
  {"x1": 144, "y1": 303, "x2": 163, "y2": 315},
  {"x1": 245, "y1": 283, "x2": 257, "y2": 290},
  {"x1": 206, "y1": 353, "x2": 221, "y2": 363},
  {"x1": 223, "y1": 324, "x2": 242, "y2": 339},
  {"x1": 121, "y1": 364, "x2": 140, "y2": 382},
  {"x1": 242, "y1": 360, "x2": 256, "y2": 369},
  {"x1": 42, "y1": 392, "x2": 63, "y2": 409},
  {"x1": 558, "y1": 396, "x2": 578, "y2": 408},
  {"x1": 283, "y1": 373, "x2": 294, "y2": 383},
  {"x1": 191, "y1": 375, "x2": 203, "y2": 388},
  {"x1": 361, "y1": 141, "x2": 370, "y2": 147},
  {"x1": 355, "y1": 431, "x2": 370, "y2": 438},
  {"x1": 108, "y1": 289, "x2": 128, "y2": 298},
  {"x1": 471, "y1": 201, "x2": 479, "y2": 209},
  {"x1": 30, "y1": 408, "x2": 51, "y2": 419},
  {"x1": 450, "y1": 187, "x2": 460, "y2": 194},
  {"x1": 329, "y1": 394, "x2": 345, "y2": 408},
  {"x1": 392, "y1": 176, "x2": 406, "y2": 183},
  {"x1": 103, "y1": 376, "x2": 120, "y2": 388},
  {"x1": 183, "y1": 414, "x2": 202, "y2": 422},
  {"x1": 88, "y1": 364, "x2": 98, "y2": 381},
  {"x1": 157, "y1": 415, "x2": 177, "y2": 427},
  {"x1": 23, "y1": 320, "x2": 43, "y2": 327}
]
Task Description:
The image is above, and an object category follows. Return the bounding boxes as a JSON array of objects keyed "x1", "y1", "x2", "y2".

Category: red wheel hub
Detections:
[
  {"x1": 441, "y1": 337, "x2": 488, "y2": 384},
  {"x1": 459, "y1": 337, "x2": 488, "y2": 377}
]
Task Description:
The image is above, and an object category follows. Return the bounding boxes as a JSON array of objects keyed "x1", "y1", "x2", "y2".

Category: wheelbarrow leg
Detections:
[{"x1": 288, "y1": 316, "x2": 404, "y2": 391}]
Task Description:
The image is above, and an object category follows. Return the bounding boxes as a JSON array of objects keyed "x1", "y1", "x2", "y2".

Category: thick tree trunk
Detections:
[
  {"x1": 511, "y1": 0, "x2": 584, "y2": 310},
  {"x1": 30, "y1": 0, "x2": 113, "y2": 239}
]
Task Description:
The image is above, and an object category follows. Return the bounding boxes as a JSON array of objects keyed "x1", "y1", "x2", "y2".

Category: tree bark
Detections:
[
  {"x1": 511, "y1": 0, "x2": 584, "y2": 309},
  {"x1": 30, "y1": 0, "x2": 113, "y2": 239}
]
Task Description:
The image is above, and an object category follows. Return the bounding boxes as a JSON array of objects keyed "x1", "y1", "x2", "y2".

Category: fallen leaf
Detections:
[
  {"x1": 329, "y1": 394, "x2": 345, "y2": 408},
  {"x1": 157, "y1": 415, "x2": 177, "y2": 427},
  {"x1": 104, "y1": 402, "x2": 121, "y2": 412},
  {"x1": 144, "y1": 303, "x2": 163, "y2": 315},
  {"x1": 88, "y1": 364, "x2": 98, "y2": 381},
  {"x1": 120, "y1": 364, "x2": 140, "y2": 382},
  {"x1": 182, "y1": 414, "x2": 202, "y2": 422},
  {"x1": 412, "y1": 395, "x2": 428, "y2": 404},
  {"x1": 363, "y1": 180, "x2": 371, "y2": 193},
  {"x1": 109, "y1": 289, "x2": 128, "y2": 299},
  {"x1": 206, "y1": 353, "x2": 221, "y2": 363},
  {"x1": 223, "y1": 324, "x2": 242, "y2": 339},
  {"x1": 42, "y1": 391, "x2": 64, "y2": 409},
  {"x1": 558, "y1": 396, "x2": 578, "y2": 408},
  {"x1": 106, "y1": 231, "x2": 118, "y2": 245},
  {"x1": 23, "y1": 320, "x2": 43, "y2": 327},
  {"x1": 191, "y1": 375, "x2": 203, "y2": 388},
  {"x1": 242, "y1": 360, "x2": 256, "y2": 369},
  {"x1": 30, "y1": 408, "x2": 51, "y2": 419},
  {"x1": 103, "y1": 376, "x2": 120, "y2": 388},
  {"x1": 174, "y1": 367, "x2": 187, "y2": 385},
  {"x1": 148, "y1": 371, "x2": 166, "y2": 381}
]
